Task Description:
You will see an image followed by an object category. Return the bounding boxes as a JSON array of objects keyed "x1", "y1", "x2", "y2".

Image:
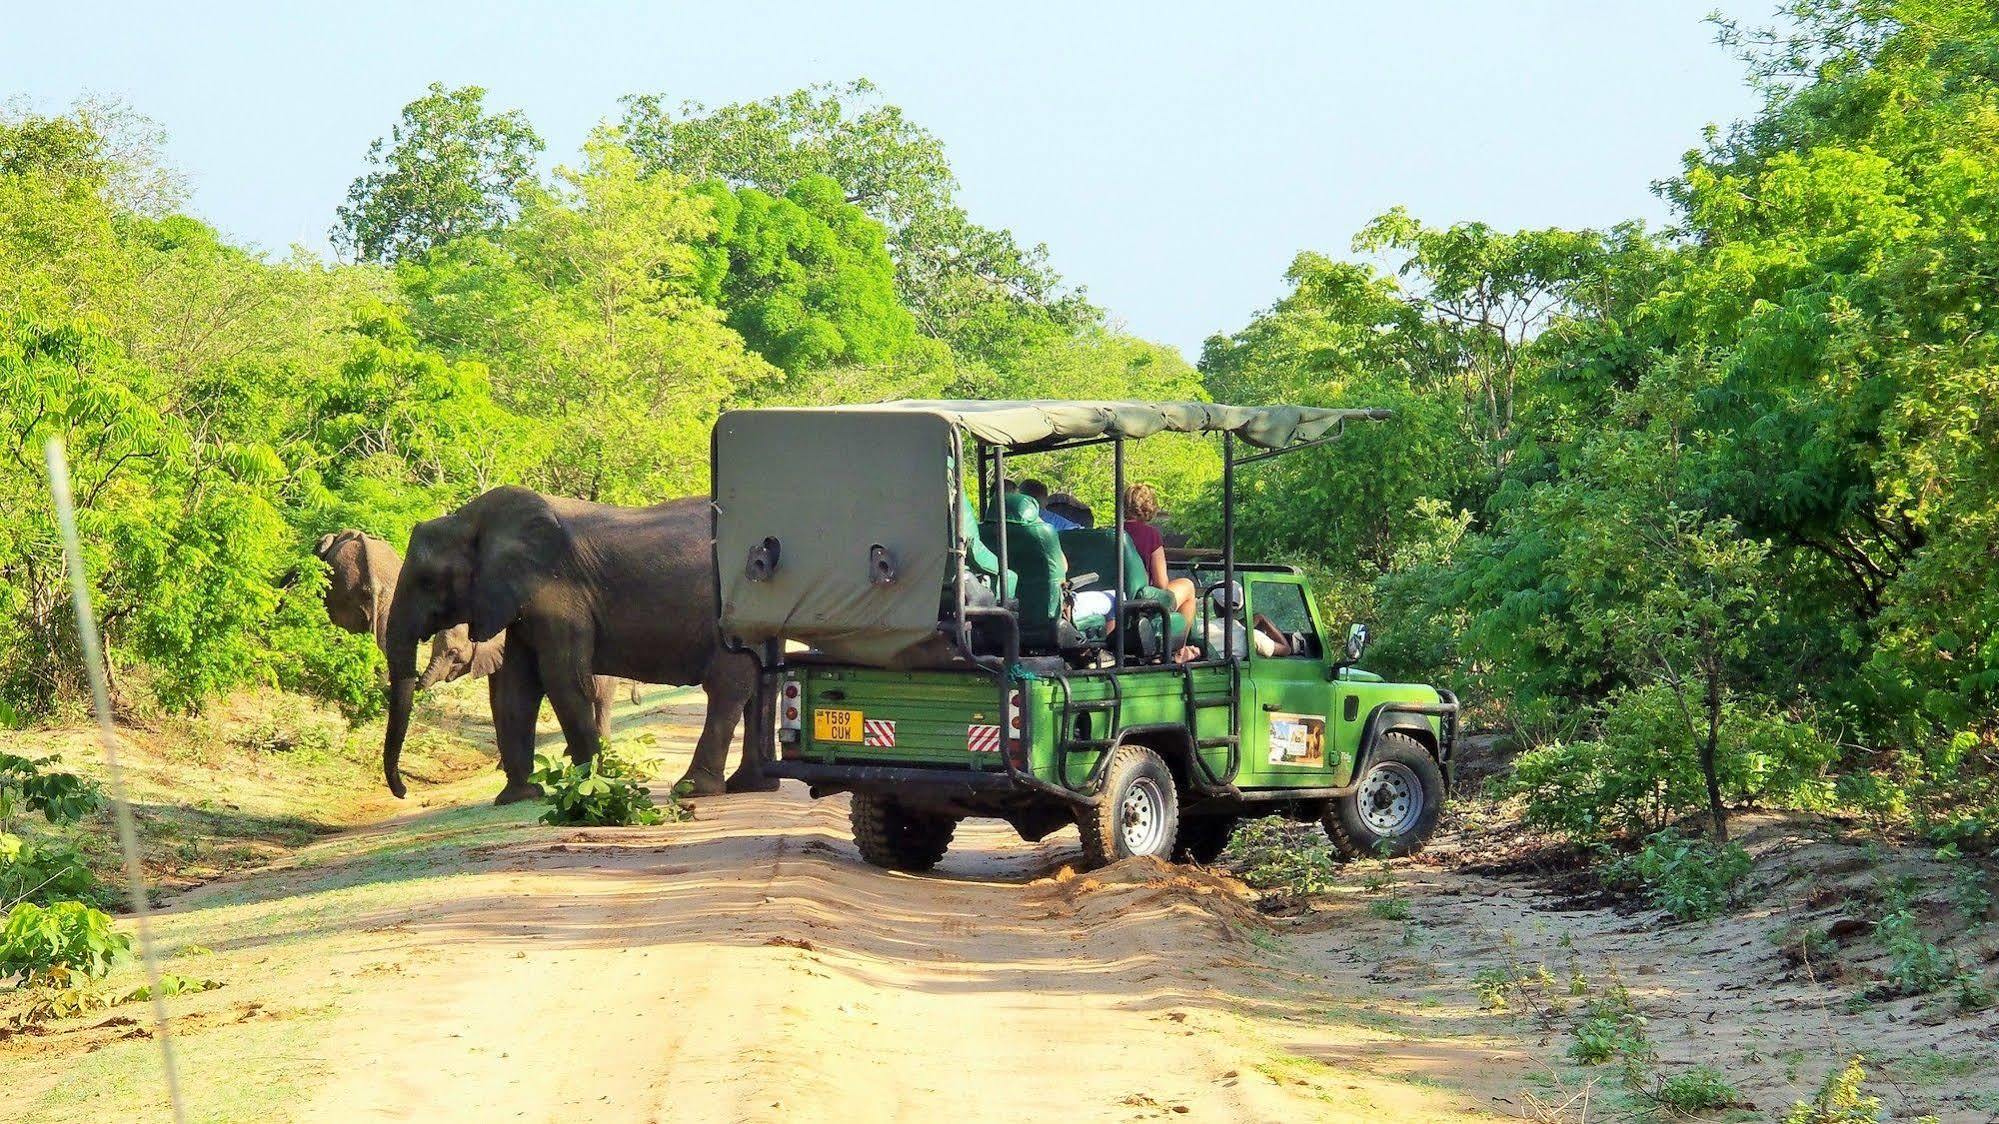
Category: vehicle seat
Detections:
[
  {"x1": 962, "y1": 490, "x2": 1016, "y2": 599},
  {"x1": 981, "y1": 493, "x2": 1080, "y2": 654},
  {"x1": 1059, "y1": 528, "x2": 1186, "y2": 658}
]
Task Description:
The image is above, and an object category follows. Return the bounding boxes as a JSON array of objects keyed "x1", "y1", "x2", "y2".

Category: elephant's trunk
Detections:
[
  {"x1": 383, "y1": 679, "x2": 415, "y2": 799},
  {"x1": 382, "y1": 593, "x2": 423, "y2": 799},
  {"x1": 414, "y1": 639, "x2": 453, "y2": 692}
]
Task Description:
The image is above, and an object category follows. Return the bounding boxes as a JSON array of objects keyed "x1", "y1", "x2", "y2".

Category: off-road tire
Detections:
[
  {"x1": 1173, "y1": 815, "x2": 1237, "y2": 865},
  {"x1": 851, "y1": 791, "x2": 957, "y2": 872},
  {"x1": 1322, "y1": 733, "x2": 1444, "y2": 860},
  {"x1": 1076, "y1": 744, "x2": 1179, "y2": 869}
]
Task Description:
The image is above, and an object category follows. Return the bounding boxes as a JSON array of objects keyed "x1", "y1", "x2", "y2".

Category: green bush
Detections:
[
  {"x1": 1510, "y1": 686, "x2": 1835, "y2": 842},
  {"x1": 1650, "y1": 1066, "x2": 1738, "y2": 1113},
  {"x1": 0, "y1": 901, "x2": 131, "y2": 983},
  {"x1": 0, "y1": 834, "x2": 105, "y2": 909},
  {"x1": 531, "y1": 751, "x2": 686, "y2": 828},
  {"x1": 1876, "y1": 906, "x2": 1960, "y2": 997},
  {"x1": 0, "y1": 752, "x2": 102, "y2": 828},
  {"x1": 1223, "y1": 818, "x2": 1341, "y2": 901},
  {"x1": 1607, "y1": 829, "x2": 1753, "y2": 921}
]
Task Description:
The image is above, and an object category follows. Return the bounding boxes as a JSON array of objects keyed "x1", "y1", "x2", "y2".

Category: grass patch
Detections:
[{"x1": 1886, "y1": 1049, "x2": 1987, "y2": 1085}]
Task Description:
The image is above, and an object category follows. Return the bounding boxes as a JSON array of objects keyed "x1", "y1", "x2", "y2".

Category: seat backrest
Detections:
[
  {"x1": 982, "y1": 492, "x2": 1066, "y2": 650},
  {"x1": 1058, "y1": 528, "x2": 1148, "y2": 599},
  {"x1": 962, "y1": 490, "x2": 1015, "y2": 598}
]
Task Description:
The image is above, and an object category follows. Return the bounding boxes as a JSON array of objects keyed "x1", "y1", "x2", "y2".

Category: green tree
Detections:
[
  {"x1": 1352, "y1": 208, "x2": 1650, "y2": 470},
  {"x1": 398, "y1": 135, "x2": 776, "y2": 502},
  {"x1": 693, "y1": 174, "x2": 927, "y2": 375},
  {"x1": 620, "y1": 80, "x2": 1093, "y2": 365},
  {"x1": 335, "y1": 83, "x2": 544, "y2": 262}
]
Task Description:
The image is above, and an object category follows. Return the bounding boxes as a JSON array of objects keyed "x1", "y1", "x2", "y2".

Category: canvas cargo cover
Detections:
[{"x1": 715, "y1": 409, "x2": 957, "y2": 667}]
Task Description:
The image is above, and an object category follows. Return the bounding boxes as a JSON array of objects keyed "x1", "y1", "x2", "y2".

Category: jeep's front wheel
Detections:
[
  {"x1": 1077, "y1": 744, "x2": 1179, "y2": 868},
  {"x1": 851, "y1": 791, "x2": 957, "y2": 872},
  {"x1": 1322, "y1": 733, "x2": 1443, "y2": 860}
]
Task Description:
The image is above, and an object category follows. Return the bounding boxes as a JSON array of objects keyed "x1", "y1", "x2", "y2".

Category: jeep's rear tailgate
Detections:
[{"x1": 784, "y1": 666, "x2": 1009, "y2": 769}]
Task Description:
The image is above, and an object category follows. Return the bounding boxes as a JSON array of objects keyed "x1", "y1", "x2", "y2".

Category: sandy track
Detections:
[
  {"x1": 246, "y1": 700, "x2": 1503, "y2": 1123},
  {"x1": 0, "y1": 701, "x2": 1508, "y2": 1122},
  {"x1": 289, "y1": 786, "x2": 1324, "y2": 1123}
]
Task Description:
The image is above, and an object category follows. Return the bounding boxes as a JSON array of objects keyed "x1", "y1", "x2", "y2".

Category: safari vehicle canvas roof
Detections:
[
  {"x1": 713, "y1": 400, "x2": 1387, "y2": 667},
  {"x1": 806, "y1": 399, "x2": 1390, "y2": 451}
]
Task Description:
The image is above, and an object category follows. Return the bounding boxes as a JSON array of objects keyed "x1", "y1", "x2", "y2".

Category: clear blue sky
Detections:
[{"x1": 4, "y1": 1, "x2": 1766, "y2": 358}]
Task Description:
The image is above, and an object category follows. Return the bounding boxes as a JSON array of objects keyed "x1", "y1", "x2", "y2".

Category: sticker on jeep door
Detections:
[{"x1": 1267, "y1": 711, "x2": 1326, "y2": 767}]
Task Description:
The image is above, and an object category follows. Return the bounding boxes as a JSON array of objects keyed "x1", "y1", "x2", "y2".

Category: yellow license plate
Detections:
[{"x1": 813, "y1": 708, "x2": 862, "y2": 742}]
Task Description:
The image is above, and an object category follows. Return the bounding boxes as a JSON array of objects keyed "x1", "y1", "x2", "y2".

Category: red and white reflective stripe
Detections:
[
  {"x1": 966, "y1": 724, "x2": 1002, "y2": 754},
  {"x1": 862, "y1": 718, "x2": 897, "y2": 747},
  {"x1": 779, "y1": 677, "x2": 802, "y2": 730}
]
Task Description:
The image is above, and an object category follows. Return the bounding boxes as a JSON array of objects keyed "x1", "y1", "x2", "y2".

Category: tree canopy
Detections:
[{"x1": 335, "y1": 83, "x2": 544, "y2": 262}]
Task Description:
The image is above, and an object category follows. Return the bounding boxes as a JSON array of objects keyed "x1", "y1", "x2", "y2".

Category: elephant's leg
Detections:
[
  {"x1": 592, "y1": 678, "x2": 616, "y2": 741},
  {"x1": 725, "y1": 692, "x2": 777, "y2": 793},
  {"x1": 490, "y1": 651, "x2": 545, "y2": 806},
  {"x1": 673, "y1": 653, "x2": 768, "y2": 797},
  {"x1": 726, "y1": 674, "x2": 778, "y2": 794},
  {"x1": 537, "y1": 644, "x2": 604, "y2": 769}
]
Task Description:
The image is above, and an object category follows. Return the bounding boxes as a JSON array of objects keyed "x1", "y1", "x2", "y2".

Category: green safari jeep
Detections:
[{"x1": 712, "y1": 400, "x2": 1458, "y2": 870}]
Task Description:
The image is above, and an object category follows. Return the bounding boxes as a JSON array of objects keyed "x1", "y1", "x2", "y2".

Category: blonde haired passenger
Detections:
[{"x1": 1121, "y1": 483, "x2": 1197, "y2": 629}]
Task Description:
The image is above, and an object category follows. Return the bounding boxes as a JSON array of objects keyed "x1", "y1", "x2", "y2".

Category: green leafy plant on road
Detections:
[
  {"x1": 1647, "y1": 1065, "x2": 1739, "y2": 1114},
  {"x1": 531, "y1": 750, "x2": 688, "y2": 828}
]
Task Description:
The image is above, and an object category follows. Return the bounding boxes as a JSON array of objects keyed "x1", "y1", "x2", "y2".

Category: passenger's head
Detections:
[
  {"x1": 1046, "y1": 492, "x2": 1093, "y2": 528},
  {"x1": 1018, "y1": 478, "x2": 1050, "y2": 502},
  {"x1": 1124, "y1": 482, "x2": 1161, "y2": 522},
  {"x1": 1209, "y1": 581, "x2": 1246, "y2": 622}
]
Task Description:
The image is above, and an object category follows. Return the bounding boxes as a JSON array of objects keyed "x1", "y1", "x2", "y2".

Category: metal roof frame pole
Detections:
[
  {"x1": 992, "y1": 443, "x2": 1008, "y2": 611},
  {"x1": 1113, "y1": 435, "x2": 1126, "y2": 671},
  {"x1": 1222, "y1": 431, "x2": 1235, "y2": 663}
]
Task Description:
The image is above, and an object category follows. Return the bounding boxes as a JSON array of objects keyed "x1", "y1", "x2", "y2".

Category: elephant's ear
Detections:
[
  {"x1": 315, "y1": 532, "x2": 340, "y2": 560},
  {"x1": 466, "y1": 638, "x2": 506, "y2": 679},
  {"x1": 470, "y1": 494, "x2": 569, "y2": 644}
]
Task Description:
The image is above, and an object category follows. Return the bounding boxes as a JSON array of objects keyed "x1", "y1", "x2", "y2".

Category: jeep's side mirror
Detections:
[{"x1": 1344, "y1": 623, "x2": 1369, "y2": 664}]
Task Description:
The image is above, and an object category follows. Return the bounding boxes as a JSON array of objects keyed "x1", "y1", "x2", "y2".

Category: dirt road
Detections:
[
  {"x1": 18, "y1": 696, "x2": 1993, "y2": 1120},
  {"x1": 287, "y1": 785, "x2": 1511, "y2": 1121},
  {"x1": 2, "y1": 699, "x2": 1516, "y2": 1122}
]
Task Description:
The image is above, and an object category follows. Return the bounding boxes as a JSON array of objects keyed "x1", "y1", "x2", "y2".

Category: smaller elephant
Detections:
[{"x1": 316, "y1": 530, "x2": 503, "y2": 689}]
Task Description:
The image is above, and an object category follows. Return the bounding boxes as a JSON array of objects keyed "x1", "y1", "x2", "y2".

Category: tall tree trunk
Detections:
[{"x1": 1701, "y1": 663, "x2": 1728, "y2": 842}]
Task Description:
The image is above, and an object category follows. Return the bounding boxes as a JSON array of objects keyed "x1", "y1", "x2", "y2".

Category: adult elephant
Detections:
[
  {"x1": 380, "y1": 487, "x2": 770, "y2": 804},
  {"x1": 315, "y1": 530, "x2": 505, "y2": 688}
]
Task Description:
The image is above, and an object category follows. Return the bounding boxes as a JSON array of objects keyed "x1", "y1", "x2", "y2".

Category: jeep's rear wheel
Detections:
[
  {"x1": 1322, "y1": 733, "x2": 1443, "y2": 860},
  {"x1": 851, "y1": 791, "x2": 957, "y2": 872},
  {"x1": 1173, "y1": 814, "x2": 1237, "y2": 865},
  {"x1": 1077, "y1": 744, "x2": 1179, "y2": 868}
]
